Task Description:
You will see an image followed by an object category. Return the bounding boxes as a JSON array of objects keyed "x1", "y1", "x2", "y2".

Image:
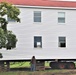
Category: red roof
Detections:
[{"x1": 0, "y1": 0, "x2": 76, "y2": 8}]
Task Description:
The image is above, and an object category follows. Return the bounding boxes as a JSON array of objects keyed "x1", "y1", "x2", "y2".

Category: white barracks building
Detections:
[{"x1": 0, "y1": 0, "x2": 76, "y2": 69}]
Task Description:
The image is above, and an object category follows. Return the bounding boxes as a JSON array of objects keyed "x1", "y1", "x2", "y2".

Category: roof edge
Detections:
[{"x1": 16, "y1": 5, "x2": 76, "y2": 10}]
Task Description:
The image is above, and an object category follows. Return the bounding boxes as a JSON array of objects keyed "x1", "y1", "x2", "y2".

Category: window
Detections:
[
  {"x1": 34, "y1": 36, "x2": 42, "y2": 48},
  {"x1": 59, "y1": 37, "x2": 66, "y2": 47},
  {"x1": 58, "y1": 12, "x2": 65, "y2": 23},
  {"x1": 34, "y1": 11, "x2": 41, "y2": 22},
  {"x1": 7, "y1": 17, "x2": 16, "y2": 22}
]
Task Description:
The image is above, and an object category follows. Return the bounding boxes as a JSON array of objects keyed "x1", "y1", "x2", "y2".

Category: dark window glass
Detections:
[
  {"x1": 58, "y1": 18, "x2": 65, "y2": 23},
  {"x1": 34, "y1": 36, "x2": 42, "y2": 48},
  {"x1": 58, "y1": 12, "x2": 65, "y2": 23},
  {"x1": 34, "y1": 11, "x2": 41, "y2": 22},
  {"x1": 59, "y1": 37, "x2": 66, "y2": 47}
]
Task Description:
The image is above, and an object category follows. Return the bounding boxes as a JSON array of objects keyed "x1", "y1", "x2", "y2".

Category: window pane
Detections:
[
  {"x1": 60, "y1": 43, "x2": 66, "y2": 47},
  {"x1": 58, "y1": 12, "x2": 65, "y2": 17},
  {"x1": 58, "y1": 12, "x2": 65, "y2": 23},
  {"x1": 59, "y1": 37, "x2": 66, "y2": 47},
  {"x1": 58, "y1": 18, "x2": 65, "y2": 23},
  {"x1": 34, "y1": 11, "x2": 41, "y2": 16},
  {"x1": 34, "y1": 17, "x2": 41, "y2": 22},
  {"x1": 34, "y1": 36, "x2": 42, "y2": 48},
  {"x1": 34, "y1": 11, "x2": 41, "y2": 22},
  {"x1": 59, "y1": 37, "x2": 65, "y2": 41}
]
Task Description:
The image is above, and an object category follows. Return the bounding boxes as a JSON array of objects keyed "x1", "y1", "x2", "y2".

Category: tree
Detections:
[
  {"x1": 6, "y1": 31, "x2": 18, "y2": 50},
  {"x1": 0, "y1": 28, "x2": 6, "y2": 49},
  {"x1": 0, "y1": 2, "x2": 20, "y2": 51}
]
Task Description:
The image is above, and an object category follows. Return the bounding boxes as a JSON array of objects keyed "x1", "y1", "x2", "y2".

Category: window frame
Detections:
[
  {"x1": 34, "y1": 11, "x2": 41, "y2": 23},
  {"x1": 34, "y1": 36, "x2": 42, "y2": 48},
  {"x1": 58, "y1": 36, "x2": 66, "y2": 48},
  {"x1": 58, "y1": 12, "x2": 65, "y2": 24}
]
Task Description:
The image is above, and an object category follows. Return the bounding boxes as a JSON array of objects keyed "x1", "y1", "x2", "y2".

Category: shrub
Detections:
[{"x1": 0, "y1": 53, "x2": 3, "y2": 58}]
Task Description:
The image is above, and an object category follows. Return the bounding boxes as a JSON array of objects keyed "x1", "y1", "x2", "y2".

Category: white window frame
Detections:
[
  {"x1": 34, "y1": 36, "x2": 42, "y2": 48},
  {"x1": 58, "y1": 36, "x2": 66, "y2": 48},
  {"x1": 58, "y1": 12, "x2": 65, "y2": 24},
  {"x1": 34, "y1": 11, "x2": 41, "y2": 23}
]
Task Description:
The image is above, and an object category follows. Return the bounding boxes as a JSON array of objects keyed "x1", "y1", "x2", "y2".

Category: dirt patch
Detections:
[
  {"x1": 1, "y1": 69, "x2": 76, "y2": 75},
  {"x1": 51, "y1": 70, "x2": 76, "y2": 75},
  {"x1": 8, "y1": 67, "x2": 76, "y2": 75}
]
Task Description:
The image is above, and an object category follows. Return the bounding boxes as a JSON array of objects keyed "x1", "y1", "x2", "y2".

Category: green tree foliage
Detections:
[
  {"x1": 0, "y1": 2, "x2": 20, "y2": 31},
  {"x1": 0, "y1": 28, "x2": 6, "y2": 49},
  {"x1": 0, "y1": 2, "x2": 20, "y2": 52},
  {"x1": 6, "y1": 31, "x2": 17, "y2": 50},
  {"x1": 0, "y1": 53, "x2": 3, "y2": 58}
]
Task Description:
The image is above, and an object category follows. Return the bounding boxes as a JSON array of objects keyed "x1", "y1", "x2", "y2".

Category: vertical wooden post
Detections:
[
  {"x1": 0, "y1": 61, "x2": 4, "y2": 71},
  {"x1": 6, "y1": 61, "x2": 10, "y2": 71},
  {"x1": 36, "y1": 61, "x2": 45, "y2": 71}
]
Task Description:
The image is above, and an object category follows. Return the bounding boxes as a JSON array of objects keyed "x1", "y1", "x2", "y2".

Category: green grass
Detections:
[
  {"x1": 45, "y1": 61, "x2": 49, "y2": 67},
  {"x1": 10, "y1": 61, "x2": 49, "y2": 68},
  {"x1": 10, "y1": 62, "x2": 30, "y2": 68}
]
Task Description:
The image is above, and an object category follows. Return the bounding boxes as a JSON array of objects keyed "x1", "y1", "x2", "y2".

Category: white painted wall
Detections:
[{"x1": 0, "y1": 6, "x2": 76, "y2": 60}]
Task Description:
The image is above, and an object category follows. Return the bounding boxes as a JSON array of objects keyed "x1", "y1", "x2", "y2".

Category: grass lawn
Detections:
[
  {"x1": 10, "y1": 61, "x2": 49, "y2": 68},
  {"x1": 10, "y1": 62, "x2": 30, "y2": 68}
]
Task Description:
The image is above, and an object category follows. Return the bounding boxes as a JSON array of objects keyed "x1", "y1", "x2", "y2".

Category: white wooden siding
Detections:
[{"x1": 0, "y1": 7, "x2": 76, "y2": 60}]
